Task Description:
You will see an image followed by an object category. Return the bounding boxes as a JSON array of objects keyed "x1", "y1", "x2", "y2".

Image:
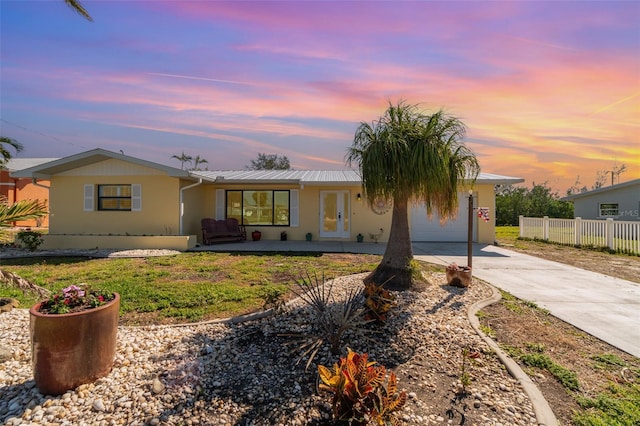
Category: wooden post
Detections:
[{"x1": 467, "y1": 191, "x2": 473, "y2": 268}]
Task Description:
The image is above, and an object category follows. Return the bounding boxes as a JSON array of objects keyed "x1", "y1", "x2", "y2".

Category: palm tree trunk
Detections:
[{"x1": 365, "y1": 197, "x2": 414, "y2": 290}]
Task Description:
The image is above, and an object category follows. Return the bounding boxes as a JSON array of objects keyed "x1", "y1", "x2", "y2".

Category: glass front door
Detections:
[{"x1": 320, "y1": 191, "x2": 350, "y2": 238}]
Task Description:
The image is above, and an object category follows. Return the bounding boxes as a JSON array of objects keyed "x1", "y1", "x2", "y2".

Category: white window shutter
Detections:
[
  {"x1": 215, "y1": 189, "x2": 225, "y2": 220},
  {"x1": 290, "y1": 189, "x2": 299, "y2": 227},
  {"x1": 131, "y1": 184, "x2": 142, "y2": 211},
  {"x1": 83, "y1": 184, "x2": 94, "y2": 211}
]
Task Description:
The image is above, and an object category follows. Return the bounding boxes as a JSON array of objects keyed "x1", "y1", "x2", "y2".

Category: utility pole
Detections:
[{"x1": 607, "y1": 164, "x2": 627, "y2": 186}]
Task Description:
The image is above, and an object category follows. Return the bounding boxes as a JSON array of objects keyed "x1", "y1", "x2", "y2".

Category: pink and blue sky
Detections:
[{"x1": 1, "y1": 1, "x2": 638, "y2": 192}]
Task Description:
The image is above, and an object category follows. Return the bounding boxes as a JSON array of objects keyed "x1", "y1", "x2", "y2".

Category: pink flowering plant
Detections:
[
  {"x1": 39, "y1": 284, "x2": 114, "y2": 314},
  {"x1": 446, "y1": 263, "x2": 471, "y2": 272}
]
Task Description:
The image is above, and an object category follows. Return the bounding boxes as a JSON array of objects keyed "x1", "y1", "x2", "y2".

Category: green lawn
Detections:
[
  {"x1": 495, "y1": 225, "x2": 519, "y2": 241},
  {"x1": 0, "y1": 252, "x2": 381, "y2": 324}
]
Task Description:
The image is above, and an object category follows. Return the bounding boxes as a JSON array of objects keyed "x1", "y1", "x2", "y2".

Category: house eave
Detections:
[{"x1": 11, "y1": 148, "x2": 190, "y2": 179}]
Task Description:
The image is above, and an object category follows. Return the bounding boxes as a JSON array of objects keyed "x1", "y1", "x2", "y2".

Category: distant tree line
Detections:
[
  {"x1": 246, "y1": 153, "x2": 290, "y2": 170},
  {"x1": 495, "y1": 182, "x2": 573, "y2": 226}
]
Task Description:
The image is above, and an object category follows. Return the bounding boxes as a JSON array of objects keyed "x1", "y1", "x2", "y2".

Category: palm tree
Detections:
[
  {"x1": 0, "y1": 137, "x2": 24, "y2": 167},
  {"x1": 64, "y1": 0, "x2": 93, "y2": 21},
  {"x1": 346, "y1": 101, "x2": 480, "y2": 291},
  {"x1": 0, "y1": 197, "x2": 48, "y2": 228},
  {"x1": 191, "y1": 155, "x2": 209, "y2": 171},
  {"x1": 172, "y1": 152, "x2": 193, "y2": 170}
]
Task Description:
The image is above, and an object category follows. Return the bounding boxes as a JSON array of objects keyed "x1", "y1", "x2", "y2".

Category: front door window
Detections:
[{"x1": 320, "y1": 191, "x2": 350, "y2": 238}]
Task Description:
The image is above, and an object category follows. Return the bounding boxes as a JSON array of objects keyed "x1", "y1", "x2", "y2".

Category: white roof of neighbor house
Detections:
[
  {"x1": 192, "y1": 170, "x2": 524, "y2": 185},
  {"x1": 3, "y1": 158, "x2": 60, "y2": 172},
  {"x1": 562, "y1": 178, "x2": 640, "y2": 201}
]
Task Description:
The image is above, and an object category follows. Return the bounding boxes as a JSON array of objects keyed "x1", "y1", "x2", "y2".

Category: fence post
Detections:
[
  {"x1": 543, "y1": 216, "x2": 549, "y2": 240},
  {"x1": 606, "y1": 218, "x2": 614, "y2": 250},
  {"x1": 575, "y1": 217, "x2": 581, "y2": 246},
  {"x1": 519, "y1": 215, "x2": 524, "y2": 238}
]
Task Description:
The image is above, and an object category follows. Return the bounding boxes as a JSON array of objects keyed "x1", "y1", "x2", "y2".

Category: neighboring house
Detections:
[
  {"x1": 12, "y1": 148, "x2": 524, "y2": 250},
  {"x1": 562, "y1": 179, "x2": 640, "y2": 221},
  {"x1": 1, "y1": 158, "x2": 59, "y2": 227}
]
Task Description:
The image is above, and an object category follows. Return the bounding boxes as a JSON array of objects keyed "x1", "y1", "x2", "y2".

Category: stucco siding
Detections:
[
  {"x1": 49, "y1": 175, "x2": 181, "y2": 235},
  {"x1": 200, "y1": 183, "x2": 391, "y2": 243},
  {"x1": 0, "y1": 170, "x2": 51, "y2": 227}
]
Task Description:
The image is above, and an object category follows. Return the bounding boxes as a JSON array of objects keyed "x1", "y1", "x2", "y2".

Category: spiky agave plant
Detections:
[{"x1": 280, "y1": 272, "x2": 375, "y2": 370}]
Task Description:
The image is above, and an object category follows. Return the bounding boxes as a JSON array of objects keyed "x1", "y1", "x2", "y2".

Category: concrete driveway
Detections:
[
  {"x1": 412, "y1": 242, "x2": 640, "y2": 358},
  {"x1": 192, "y1": 240, "x2": 640, "y2": 357}
]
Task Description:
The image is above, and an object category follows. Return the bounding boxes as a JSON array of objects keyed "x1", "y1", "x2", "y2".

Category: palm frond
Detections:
[
  {"x1": 65, "y1": 0, "x2": 93, "y2": 21},
  {"x1": 0, "y1": 197, "x2": 48, "y2": 227}
]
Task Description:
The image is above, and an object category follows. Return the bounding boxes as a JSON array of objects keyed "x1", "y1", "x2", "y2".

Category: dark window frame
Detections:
[
  {"x1": 226, "y1": 189, "x2": 290, "y2": 226},
  {"x1": 97, "y1": 184, "x2": 132, "y2": 211},
  {"x1": 598, "y1": 202, "x2": 619, "y2": 217}
]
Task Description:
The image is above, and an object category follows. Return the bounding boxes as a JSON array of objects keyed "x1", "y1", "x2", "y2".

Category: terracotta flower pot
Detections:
[
  {"x1": 29, "y1": 293, "x2": 120, "y2": 395},
  {"x1": 446, "y1": 267, "x2": 472, "y2": 288}
]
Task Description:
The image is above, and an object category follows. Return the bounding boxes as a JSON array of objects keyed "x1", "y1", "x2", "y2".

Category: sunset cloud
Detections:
[{"x1": 1, "y1": 1, "x2": 637, "y2": 190}]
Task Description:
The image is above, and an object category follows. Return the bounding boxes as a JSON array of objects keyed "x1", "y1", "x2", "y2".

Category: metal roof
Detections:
[
  {"x1": 192, "y1": 170, "x2": 363, "y2": 185},
  {"x1": 7, "y1": 148, "x2": 525, "y2": 186},
  {"x1": 474, "y1": 173, "x2": 525, "y2": 185},
  {"x1": 192, "y1": 170, "x2": 524, "y2": 185}
]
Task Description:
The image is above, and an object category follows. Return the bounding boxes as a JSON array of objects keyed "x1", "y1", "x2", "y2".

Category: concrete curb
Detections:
[{"x1": 467, "y1": 283, "x2": 559, "y2": 426}]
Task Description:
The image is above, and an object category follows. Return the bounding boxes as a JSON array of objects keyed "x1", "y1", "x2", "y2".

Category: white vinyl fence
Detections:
[{"x1": 519, "y1": 216, "x2": 640, "y2": 255}]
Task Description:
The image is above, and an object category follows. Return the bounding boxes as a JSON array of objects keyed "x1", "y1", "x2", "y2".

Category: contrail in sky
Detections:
[
  {"x1": 590, "y1": 92, "x2": 640, "y2": 115},
  {"x1": 146, "y1": 72, "x2": 258, "y2": 86}
]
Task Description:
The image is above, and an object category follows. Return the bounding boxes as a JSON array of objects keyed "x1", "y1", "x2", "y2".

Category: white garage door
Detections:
[{"x1": 410, "y1": 195, "x2": 475, "y2": 242}]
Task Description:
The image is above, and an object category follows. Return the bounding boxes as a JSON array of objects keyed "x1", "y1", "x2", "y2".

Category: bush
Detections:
[
  {"x1": 318, "y1": 348, "x2": 407, "y2": 425},
  {"x1": 16, "y1": 230, "x2": 44, "y2": 251},
  {"x1": 363, "y1": 281, "x2": 396, "y2": 324}
]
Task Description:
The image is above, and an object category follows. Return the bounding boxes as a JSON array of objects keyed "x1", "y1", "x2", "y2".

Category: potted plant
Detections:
[
  {"x1": 356, "y1": 233, "x2": 364, "y2": 243},
  {"x1": 29, "y1": 284, "x2": 120, "y2": 395},
  {"x1": 445, "y1": 263, "x2": 472, "y2": 288},
  {"x1": 251, "y1": 230, "x2": 262, "y2": 241},
  {"x1": 305, "y1": 232, "x2": 313, "y2": 241}
]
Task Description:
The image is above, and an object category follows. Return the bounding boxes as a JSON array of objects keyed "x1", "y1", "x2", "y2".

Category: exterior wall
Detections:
[
  {"x1": 0, "y1": 170, "x2": 50, "y2": 227},
  {"x1": 406, "y1": 184, "x2": 496, "y2": 244},
  {"x1": 475, "y1": 184, "x2": 497, "y2": 244},
  {"x1": 36, "y1": 155, "x2": 502, "y2": 246},
  {"x1": 195, "y1": 183, "x2": 391, "y2": 243},
  {"x1": 181, "y1": 182, "x2": 211, "y2": 240},
  {"x1": 573, "y1": 184, "x2": 640, "y2": 221},
  {"x1": 193, "y1": 183, "x2": 496, "y2": 244},
  {"x1": 41, "y1": 235, "x2": 196, "y2": 250},
  {"x1": 49, "y1": 160, "x2": 182, "y2": 235}
]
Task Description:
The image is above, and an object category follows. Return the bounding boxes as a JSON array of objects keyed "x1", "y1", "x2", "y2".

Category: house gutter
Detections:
[
  {"x1": 179, "y1": 179, "x2": 203, "y2": 235},
  {"x1": 32, "y1": 178, "x2": 50, "y2": 190}
]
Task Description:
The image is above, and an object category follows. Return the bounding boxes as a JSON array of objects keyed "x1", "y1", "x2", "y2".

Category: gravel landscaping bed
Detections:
[{"x1": 1, "y1": 273, "x2": 537, "y2": 425}]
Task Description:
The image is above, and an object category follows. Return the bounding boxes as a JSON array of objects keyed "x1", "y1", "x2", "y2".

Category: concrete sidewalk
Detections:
[
  {"x1": 193, "y1": 240, "x2": 640, "y2": 357},
  {"x1": 412, "y1": 243, "x2": 640, "y2": 358}
]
